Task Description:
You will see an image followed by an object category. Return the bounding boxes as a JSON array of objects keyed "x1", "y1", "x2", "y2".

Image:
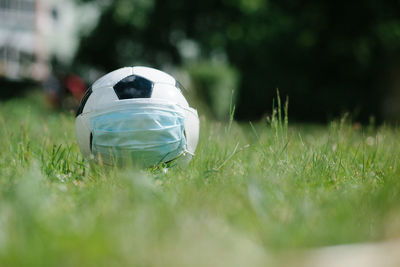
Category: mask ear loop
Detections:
[
  {"x1": 182, "y1": 127, "x2": 195, "y2": 157},
  {"x1": 162, "y1": 149, "x2": 194, "y2": 169},
  {"x1": 162, "y1": 131, "x2": 194, "y2": 167},
  {"x1": 173, "y1": 140, "x2": 195, "y2": 165},
  {"x1": 182, "y1": 149, "x2": 195, "y2": 157}
]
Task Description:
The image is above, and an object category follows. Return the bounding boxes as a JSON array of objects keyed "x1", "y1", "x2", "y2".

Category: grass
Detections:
[{"x1": 0, "y1": 92, "x2": 400, "y2": 266}]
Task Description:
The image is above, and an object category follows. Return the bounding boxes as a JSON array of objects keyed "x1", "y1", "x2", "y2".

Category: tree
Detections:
[{"x1": 74, "y1": 0, "x2": 400, "y2": 122}]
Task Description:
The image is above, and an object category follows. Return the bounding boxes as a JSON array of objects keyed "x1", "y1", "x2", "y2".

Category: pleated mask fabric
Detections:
[{"x1": 90, "y1": 99, "x2": 187, "y2": 166}]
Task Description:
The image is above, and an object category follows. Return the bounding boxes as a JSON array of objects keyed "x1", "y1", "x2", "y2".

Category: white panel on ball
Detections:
[
  {"x1": 133, "y1": 66, "x2": 175, "y2": 85},
  {"x1": 92, "y1": 67, "x2": 133, "y2": 89},
  {"x1": 82, "y1": 87, "x2": 119, "y2": 114},
  {"x1": 151, "y1": 83, "x2": 189, "y2": 108}
]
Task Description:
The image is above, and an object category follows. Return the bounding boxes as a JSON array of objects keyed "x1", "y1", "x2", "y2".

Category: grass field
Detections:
[{"x1": 0, "y1": 92, "x2": 400, "y2": 266}]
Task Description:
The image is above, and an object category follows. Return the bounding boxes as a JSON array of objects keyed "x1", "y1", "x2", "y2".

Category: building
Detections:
[{"x1": 0, "y1": 0, "x2": 98, "y2": 81}]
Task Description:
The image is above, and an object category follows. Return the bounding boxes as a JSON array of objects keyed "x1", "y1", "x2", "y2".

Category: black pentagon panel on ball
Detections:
[
  {"x1": 76, "y1": 86, "x2": 93, "y2": 117},
  {"x1": 113, "y1": 75, "x2": 153, "y2": 100}
]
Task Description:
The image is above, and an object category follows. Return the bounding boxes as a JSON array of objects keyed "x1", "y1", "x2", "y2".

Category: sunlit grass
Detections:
[{"x1": 0, "y1": 92, "x2": 399, "y2": 266}]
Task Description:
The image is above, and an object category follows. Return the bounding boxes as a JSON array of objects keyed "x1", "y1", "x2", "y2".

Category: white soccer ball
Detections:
[{"x1": 75, "y1": 66, "x2": 199, "y2": 166}]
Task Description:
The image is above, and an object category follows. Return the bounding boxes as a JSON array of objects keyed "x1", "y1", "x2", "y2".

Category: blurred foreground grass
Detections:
[{"x1": 0, "y1": 93, "x2": 400, "y2": 266}]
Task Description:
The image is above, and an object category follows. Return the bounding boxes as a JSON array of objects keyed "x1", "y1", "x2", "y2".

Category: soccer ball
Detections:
[{"x1": 75, "y1": 66, "x2": 199, "y2": 166}]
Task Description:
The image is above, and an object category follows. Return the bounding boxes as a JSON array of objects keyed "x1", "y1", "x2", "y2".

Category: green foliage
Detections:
[
  {"x1": 74, "y1": 0, "x2": 400, "y2": 122},
  {"x1": 112, "y1": 0, "x2": 155, "y2": 29},
  {"x1": 187, "y1": 61, "x2": 239, "y2": 120},
  {"x1": 1, "y1": 94, "x2": 400, "y2": 265}
]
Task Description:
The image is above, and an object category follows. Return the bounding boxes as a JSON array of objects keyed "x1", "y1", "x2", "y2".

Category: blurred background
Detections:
[{"x1": 1, "y1": 0, "x2": 400, "y2": 123}]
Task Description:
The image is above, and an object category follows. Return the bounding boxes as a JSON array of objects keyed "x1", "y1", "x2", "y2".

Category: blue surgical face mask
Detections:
[{"x1": 89, "y1": 99, "x2": 187, "y2": 166}]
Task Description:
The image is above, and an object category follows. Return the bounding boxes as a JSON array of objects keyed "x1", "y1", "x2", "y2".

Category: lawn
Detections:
[{"x1": 0, "y1": 92, "x2": 399, "y2": 266}]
